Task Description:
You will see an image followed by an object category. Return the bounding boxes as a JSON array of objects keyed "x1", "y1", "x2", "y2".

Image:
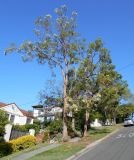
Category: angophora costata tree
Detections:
[{"x1": 5, "y1": 5, "x2": 84, "y2": 141}]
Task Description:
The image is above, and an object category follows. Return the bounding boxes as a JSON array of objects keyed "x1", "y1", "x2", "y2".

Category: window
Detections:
[
  {"x1": 26, "y1": 118, "x2": 31, "y2": 124},
  {"x1": 10, "y1": 115, "x2": 15, "y2": 123},
  {"x1": 6, "y1": 113, "x2": 10, "y2": 120}
]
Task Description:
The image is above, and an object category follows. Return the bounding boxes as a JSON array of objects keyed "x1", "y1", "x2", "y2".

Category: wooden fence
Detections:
[{"x1": 10, "y1": 129, "x2": 29, "y2": 140}]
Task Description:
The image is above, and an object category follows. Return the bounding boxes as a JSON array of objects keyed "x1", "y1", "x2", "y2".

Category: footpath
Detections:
[{"x1": 11, "y1": 143, "x2": 61, "y2": 160}]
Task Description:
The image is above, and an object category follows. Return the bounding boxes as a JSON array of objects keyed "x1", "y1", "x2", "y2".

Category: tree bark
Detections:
[
  {"x1": 83, "y1": 110, "x2": 89, "y2": 137},
  {"x1": 72, "y1": 117, "x2": 75, "y2": 131},
  {"x1": 113, "y1": 113, "x2": 117, "y2": 125},
  {"x1": 62, "y1": 77, "x2": 68, "y2": 142}
]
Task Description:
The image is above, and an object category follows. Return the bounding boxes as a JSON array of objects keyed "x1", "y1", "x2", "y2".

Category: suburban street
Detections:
[
  {"x1": 75, "y1": 127, "x2": 134, "y2": 160},
  {"x1": 1, "y1": 1, "x2": 134, "y2": 160}
]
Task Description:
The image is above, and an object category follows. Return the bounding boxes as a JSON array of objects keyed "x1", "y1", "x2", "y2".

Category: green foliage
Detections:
[
  {"x1": 12, "y1": 123, "x2": 40, "y2": 135},
  {"x1": 116, "y1": 104, "x2": 134, "y2": 123},
  {"x1": 0, "y1": 135, "x2": 36, "y2": 158},
  {"x1": 56, "y1": 133, "x2": 63, "y2": 142},
  {"x1": 97, "y1": 52, "x2": 130, "y2": 122},
  {"x1": 26, "y1": 124, "x2": 40, "y2": 135},
  {"x1": 12, "y1": 125, "x2": 28, "y2": 132},
  {"x1": 67, "y1": 120, "x2": 79, "y2": 138},
  {"x1": 73, "y1": 110, "x2": 85, "y2": 134},
  {"x1": 43, "y1": 119, "x2": 51, "y2": 128},
  {"x1": 42, "y1": 131, "x2": 50, "y2": 143},
  {"x1": 0, "y1": 110, "x2": 8, "y2": 142},
  {"x1": 5, "y1": 4, "x2": 131, "y2": 138},
  {"x1": 47, "y1": 120, "x2": 62, "y2": 134},
  {"x1": 0, "y1": 142, "x2": 13, "y2": 158},
  {"x1": 6, "y1": 5, "x2": 85, "y2": 141},
  {"x1": 90, "y1": 111, "x2": 103, "y2": 122},
  {"x1": 69, "y1": 39, "x2": 110, "y2": 136}
]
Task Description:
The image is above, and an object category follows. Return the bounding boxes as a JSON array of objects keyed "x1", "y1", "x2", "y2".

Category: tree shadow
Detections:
[
  {"x1": 89, "y1": 127, "x2": 110, "y2": 135},
  {"x1": 0, "y1": 142, "x2": 13, "y2": 158}
]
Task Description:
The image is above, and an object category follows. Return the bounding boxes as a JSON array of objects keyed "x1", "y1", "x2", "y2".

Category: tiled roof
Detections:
[
  {"x1": 20, "y1": 109, "x2": 33, "y2": 118},
  {"x1": 0, "y1": 102, "x2": 7, "y2": 108},
  {"x1": 0, "y1": 102, "x2": 33, "y2": 118}
]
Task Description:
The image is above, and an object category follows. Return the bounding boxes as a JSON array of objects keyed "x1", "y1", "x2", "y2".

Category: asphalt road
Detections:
[{"x1": 75, "y1": 126, "x2": 134, "y2": 160}]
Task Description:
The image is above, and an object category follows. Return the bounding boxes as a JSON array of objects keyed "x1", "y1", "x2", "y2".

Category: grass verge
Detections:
[
  {"x1": 28, "y1": 125, "x2": 122, "y2": 160},
  {"x1": 1, "y1": 142, "x2": 49, "y2": 160}
]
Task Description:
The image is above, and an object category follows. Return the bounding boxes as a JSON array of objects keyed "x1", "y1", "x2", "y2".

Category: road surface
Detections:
[{"x1": 75, "y1": 126, "x2": 134, "y2": 160}]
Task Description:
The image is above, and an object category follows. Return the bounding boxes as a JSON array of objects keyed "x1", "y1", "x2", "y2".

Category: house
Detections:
[
  {"x1": 90, "y1": 119, "x2": 102, "y2": 127},
  {"x1": 0, "y1": 102, "x2": 34, "y2": 125},
  {"x1": 32, "y1": 105, "x2": 62, "y2": 122}
]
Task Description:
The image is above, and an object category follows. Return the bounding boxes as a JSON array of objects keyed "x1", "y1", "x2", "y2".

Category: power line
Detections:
[
  {"x1": 118, "y1": 61, "x2": 134, "y2": 72},
  {"x1": 14, "y1": 61, "x2": 134, "y2": 108}
]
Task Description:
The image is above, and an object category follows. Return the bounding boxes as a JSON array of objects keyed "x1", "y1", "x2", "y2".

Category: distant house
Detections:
[
  {"x1": 32, "y1": 105, "x2": 62, "y2": 122},
  {"x1": 90, "y1": 119, "x2": 102, "y2": 127},
  {"x1": 0, "y1": 102, "x2": 34, "y2": 125}
]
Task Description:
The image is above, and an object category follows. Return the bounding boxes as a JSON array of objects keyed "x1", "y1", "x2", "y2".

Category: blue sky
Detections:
[{"x1": 0, "y1": 0, "x2": 134, "y2": 110}]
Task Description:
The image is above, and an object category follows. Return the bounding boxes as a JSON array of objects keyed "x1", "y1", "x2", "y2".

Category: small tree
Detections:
[
  {"x1": 97, "y1": 51, "x2": 130, "y2": 124},
  {"x1": 0, "y1": 110, "x2": 8, "y2": 142},
  {"x1": 69, "y1": 39, "x2": 105, "y2": 136},
  {"x1": 6, "y1": 5, "x2": 84, "y2": 141}
]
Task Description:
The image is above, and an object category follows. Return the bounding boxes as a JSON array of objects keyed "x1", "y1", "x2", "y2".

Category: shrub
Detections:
[
  {"x1": 42, "y1": 131, "x2": 50, "y2": 143},
  {"x1": 67, "y1": 120, "x2": 81, "y2": 138},
  {"x1": 56, "y1": 133, "x2": 62, "y2": 142},
  {"x1": 0, "y1": 110, "x2": 8, "y2": 142},
  {"x1": 67, "y1": 122, "x2": 78, "y2": 138},
  {"x1": 12, "y1": 123, "x2": 40, "y2": 135},
  {"x1": 9, "y1": 135, "x2": 36, "y2": 152},
  {"x1": 0, "y1": 137, "x2": 5, "y2": 143},
  {"x1": 48, "y1": 120, "x2": 62, "y2": 134},
  {"x1": 0, "y1": 142, "x2": 13, "y2": 158},
  {"x1": 12, "y1": 125, "x2": 27, "y2": 132},
  {"x1": 25, "y1": 124, "x2": 40, "y2": 135}
]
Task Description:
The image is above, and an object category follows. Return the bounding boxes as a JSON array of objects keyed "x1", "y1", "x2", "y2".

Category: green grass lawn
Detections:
[
  {"x1": 1, "y1": 142, "x2": 49, "y2": 160},
  {"x1": 28, "y1": 125, "x2": 122, "y2": 160}
]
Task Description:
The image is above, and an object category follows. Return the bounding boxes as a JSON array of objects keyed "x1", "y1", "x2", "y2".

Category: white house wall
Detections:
[
  {"x1": 15, "y1": 115, "x2": 26, "y2": 125},
  {"x1": 0, "y1": 103, "x2": 33, "y2": 125},
  {"x1": 1, "y1": 104, "x2": 23, "y2": 116},
  {"x1": 33, "y1": 109, "x2": 44, "y2": 117}
]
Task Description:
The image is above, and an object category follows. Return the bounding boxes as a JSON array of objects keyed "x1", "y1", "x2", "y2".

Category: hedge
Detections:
[
  {"x1": 0, "y1": 143, "x2": 13, "y2": 158},
  {"x1": 12, "y1": 124, "x2": 40, "y2": 135},
  {"x1": 0, "y1": 135, "x2": 36, "y2": 158},
  {"x1": 9, "y1": 135, "x2": 36, "y2": 152}
]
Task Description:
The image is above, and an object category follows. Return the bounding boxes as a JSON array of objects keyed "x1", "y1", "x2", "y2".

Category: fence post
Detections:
[
  {"x1": 4, "y1": 124, "x2": 12, "y2": 142},
  {"x1": 29, "y1": 129, "x2": 35, "y2": 136}
]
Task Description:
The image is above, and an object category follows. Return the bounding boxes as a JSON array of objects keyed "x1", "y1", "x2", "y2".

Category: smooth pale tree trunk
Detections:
[
  {"x1": 104, "y1": 110, "x2": 107, "y2": 125},
  {"x1": 72, "y1": 117, "x2": 75, "y2": 131},
  {"x1": 62, "y1": 78, "x2": 68, "y2": 142},
  {"x1": 113, "y1": 117, "x2": 116, "y2": 124},
  {"x1": 113, "y1": 113, "x2": 117, "y2": 125},
  {"x1": 83, "y1": 110, "x2": 89, "y2": 137}
]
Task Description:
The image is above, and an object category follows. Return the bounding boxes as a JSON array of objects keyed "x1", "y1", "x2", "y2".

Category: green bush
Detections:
[
  {"x1": 67, "y1": 121, "x2": 79, "y2": 138},
  {"x1": 0, "y1": 110, "x2": 8, "y2": 142},
  {"x1": 0, "y1": 143, "x2": 13, "y2": 158},
  {"x1": 48, "y1": 120, "x2": 62, "y2": 134},
  {"x1": 12, "y1": 125, "x2": 27, "y2": 132},
  {"x1": 56, "y1": 133, "x2": 62, "y2": 142},
  {"x1": 42, "y1": 131, "x2": 50, "y2": 143},
  {"x1": 9, "y1": 135, "x2": 36, "y2": 152},
  {"x1": 12, "y1": 123, "x2": 40, "y2": 135},
  {"x1": 25, "y1": 124, "x2": 40, "y2": 135}
]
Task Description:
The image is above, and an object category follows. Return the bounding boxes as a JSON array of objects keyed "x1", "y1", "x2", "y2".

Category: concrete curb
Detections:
[{"x1": 66, "y1": 128, "x2": 120, "y2": 160}]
